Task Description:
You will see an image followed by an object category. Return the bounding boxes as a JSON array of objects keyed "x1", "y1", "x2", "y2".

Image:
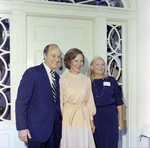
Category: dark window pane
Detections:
[{"x1": 108, "y1": 0, "x2": 124, "y2": 7}]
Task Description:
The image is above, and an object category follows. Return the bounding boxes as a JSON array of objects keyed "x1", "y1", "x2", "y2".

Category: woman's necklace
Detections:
[{"x1": 94, "y1": 79, "x2": 105, "y2": 98}]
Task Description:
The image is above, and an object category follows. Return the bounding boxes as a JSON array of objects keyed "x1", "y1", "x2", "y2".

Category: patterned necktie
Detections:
[{"x1": 50, "y1": 70, "x2": 57, "y2": 101}]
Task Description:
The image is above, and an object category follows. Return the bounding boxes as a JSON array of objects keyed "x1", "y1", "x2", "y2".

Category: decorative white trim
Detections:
[{"x1": 0, "y1": 0, "x2": 138, "y2": 147}]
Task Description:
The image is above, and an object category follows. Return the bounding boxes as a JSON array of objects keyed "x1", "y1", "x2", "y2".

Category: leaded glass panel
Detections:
[
  {"x1": 0, "y1": 18, "x2": 10, "y2": 121},
  {"x1": 46, "y1": 0, "x2": 124, "y2": 7},
  {"x1": 107, "y1": 24, "x2": 122, "y2": 85}
]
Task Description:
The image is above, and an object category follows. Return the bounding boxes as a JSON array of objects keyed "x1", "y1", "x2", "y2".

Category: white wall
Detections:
[
  {"x1": 137, "y1": 0, "x2": 150, "y2": 130},
  {"x1": 137, "y1": 1, "x2": 150, "y2": 147}
]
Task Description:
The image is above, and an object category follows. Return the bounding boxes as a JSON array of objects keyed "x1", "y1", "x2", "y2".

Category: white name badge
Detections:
[{"x1": 103, "y1": 81, "x2": 111, "y2": 86}]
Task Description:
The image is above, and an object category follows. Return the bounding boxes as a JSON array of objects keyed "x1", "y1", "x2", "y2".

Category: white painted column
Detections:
[
  {"x1": 11, "y1": 1, "x2": 27, "y2": 148},
  {"x1": 96, "y1": 9, "x2": 107, "y2": 65},
  {"x1": 127, "y1": 11, "x2": 138, "y2": 148}
]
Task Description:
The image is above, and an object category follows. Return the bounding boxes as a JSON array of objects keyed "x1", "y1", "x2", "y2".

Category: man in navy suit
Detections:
[{"x1": 15, "y1": 44, "x2": 62, "y2": 148}]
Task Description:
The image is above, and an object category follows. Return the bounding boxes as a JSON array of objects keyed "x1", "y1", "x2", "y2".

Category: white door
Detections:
[
  {"x1": 12, "y1": 14, "x2": 95, "y2": 148},
  {"x1": 27, "y1": 16, "x2": 94, "y2": 76}
]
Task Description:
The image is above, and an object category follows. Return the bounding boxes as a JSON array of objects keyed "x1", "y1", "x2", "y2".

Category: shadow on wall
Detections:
[
  {"x1": 80, "y1": 56, "x2": 89, "y2": 75},
  {"x1": 118, "y1": 103, "x2": 127, "y2": 148}
]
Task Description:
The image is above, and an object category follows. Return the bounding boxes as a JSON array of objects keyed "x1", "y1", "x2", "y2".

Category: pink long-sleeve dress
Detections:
[{"x1": 59, "y1": 72, "x2": 96, "y2": 148}]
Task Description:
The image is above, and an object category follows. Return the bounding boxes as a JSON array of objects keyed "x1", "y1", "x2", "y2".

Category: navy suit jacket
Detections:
[{"x1": 15, "y1": 63, "x2": 62, "y2": 142}]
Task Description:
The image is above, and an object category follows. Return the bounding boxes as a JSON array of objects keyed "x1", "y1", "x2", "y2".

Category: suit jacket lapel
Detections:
[{"x1": 39, "y1": 64, "x2": 54, "y2": 100}]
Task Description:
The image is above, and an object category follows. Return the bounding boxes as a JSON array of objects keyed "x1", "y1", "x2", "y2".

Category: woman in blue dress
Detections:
[{"x1": 87, "y1": 56, "x2": 124, "y2": 148}]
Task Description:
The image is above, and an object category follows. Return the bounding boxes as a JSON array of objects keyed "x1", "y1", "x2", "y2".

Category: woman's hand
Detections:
[
  {"x1": 117, "y1": 105, "x2": 124, "y2": 131},
  {"x1": 119, "y1": 119, "x2": 124, "y2": 131},
  {"x1": 90, "y1": 120, "x2": 96, "y2": 134}
]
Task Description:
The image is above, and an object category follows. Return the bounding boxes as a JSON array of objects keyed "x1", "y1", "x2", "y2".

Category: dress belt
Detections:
[
  {"x1": 64, "y1": 103, "x2": 86, "y2": 126},
  {"x1": 100, "y1": 102, "x2": 115, "y2": 107}
]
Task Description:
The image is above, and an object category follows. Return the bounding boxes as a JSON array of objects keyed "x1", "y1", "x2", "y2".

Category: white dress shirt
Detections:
[{"x1": 43, "y1": 62, "x2": 54, "y2": 88}]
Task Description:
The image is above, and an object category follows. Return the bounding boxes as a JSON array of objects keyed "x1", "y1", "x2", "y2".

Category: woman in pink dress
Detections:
[{"x1": 59, "y1": 48, "x2": 96, "y2": 148}]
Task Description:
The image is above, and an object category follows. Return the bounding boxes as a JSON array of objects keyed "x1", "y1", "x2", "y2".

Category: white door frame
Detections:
[{"x1": 0, "y1": 1, "x2": 137, "y2": 147}]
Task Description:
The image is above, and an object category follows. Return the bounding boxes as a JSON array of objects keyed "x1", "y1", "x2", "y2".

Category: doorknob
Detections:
[{"x1": 59, "y1": 58, "x2": 63, "y2": 70}]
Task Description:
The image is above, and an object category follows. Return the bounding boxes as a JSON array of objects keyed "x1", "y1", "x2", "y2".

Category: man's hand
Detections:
[{"x1": 18, "y1": 129, "x2": 32, "y2": 143}]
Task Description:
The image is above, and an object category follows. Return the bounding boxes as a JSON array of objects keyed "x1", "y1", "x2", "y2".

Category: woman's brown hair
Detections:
[{"x1": 64, "y1": 48, "x2": 85, "y2": 69}]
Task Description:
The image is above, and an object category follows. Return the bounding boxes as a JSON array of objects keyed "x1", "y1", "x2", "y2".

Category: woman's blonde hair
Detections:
[{"x1": 87, "y1": 56, "x2": 108, "y2": 82}]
